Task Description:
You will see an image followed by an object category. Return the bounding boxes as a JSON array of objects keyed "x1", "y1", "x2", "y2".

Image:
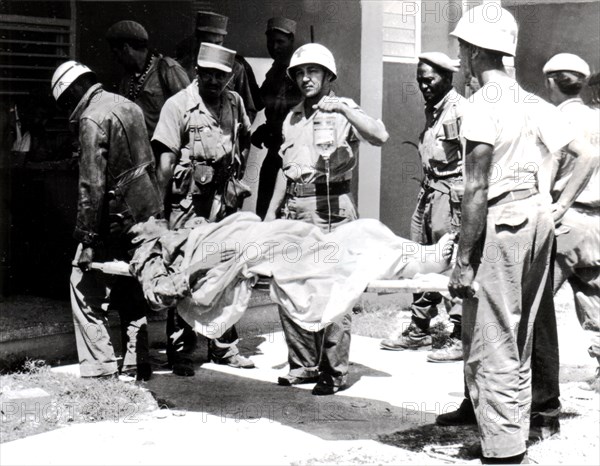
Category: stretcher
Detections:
[{"x1": 85, "y1": 261, "x2": 467, "y2": 295}]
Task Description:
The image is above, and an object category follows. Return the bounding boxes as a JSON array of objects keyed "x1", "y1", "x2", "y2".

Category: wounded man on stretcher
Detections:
[{"x1": 116, "y1": 212, "x2": 455, "y2": 339}]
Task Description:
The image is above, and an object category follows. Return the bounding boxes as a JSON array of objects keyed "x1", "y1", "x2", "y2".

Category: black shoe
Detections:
[
  {"x1": 120, "y1": 363, "x2": 152, "y2": 381},
  {"x1": 436, "y1": 398, "x2": 477, "y2": 426},
  {"x1": 136, "y1": 363, "x2": 153, "y2": 381},
  {"x1": 212, "y1": 354, "x2": 255, "y2": 369},
  {"x1": 172, "y1": 361, "x2": 195, "y2": 377},
  {"x1": 311, "y1": 374, "x2": 348, "y2": 396},
  {"x1": 277, "y1": 374, "x2": 320, "y2": 386},
  {"x1": 482, "y1": 452, "x2": 528, "y2": 464},
  {"x1": 529, "y1": 412, "x2": 560, "y2": 442},
  {"x1": 88, "y1": 372, "x2": 119, "y2": 380}
]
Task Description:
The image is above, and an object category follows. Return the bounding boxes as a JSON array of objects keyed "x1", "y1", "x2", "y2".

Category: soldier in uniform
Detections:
[
  {"x1": 106, "y1": 20, "x2": 190, "y2": 139},
  {"x1": 380, "y1": 52, "x2": 465, "y2": 363},
  {"x1": 265, "y1": 43, "x2": 389, "y2": 395},
  {"x1": 177, "y1": 11, "x2": 261, "y2": 123},
  {"x1": 152, "y1": 43, "x2": 254, "y2": 375},
  {"x1": 445, "y1": 6, "x2": 595, "y2": 462},
  {"x1": 544, "y1": 53, "x2": 600, "y2": 388},
  {"x1": 51, "y1": 61, "x2": 163, "y2": 381},
  {"x1": 253, "y1": 17, "x2": 303, "y2": 219}
]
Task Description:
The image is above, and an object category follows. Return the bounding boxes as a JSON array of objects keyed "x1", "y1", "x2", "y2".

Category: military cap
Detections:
[
  {"x1": 196, "y1": 11, "x2": 228, "y2": 36},
  {"x1": 105, "y1": 20, "x2": 148, "y2": 43},
  {"x1": 197, "y1": 43, "x2": 235, "y2": 73},
  {"x1": 543, "y1": 53, "x2": 591, "y2": 78},
  {"x1": 418, "y1": 52, "x2": 460, "y2": 73},
  {"x1": 266, "y1": 17, "x2": 296, "y2": 35}
]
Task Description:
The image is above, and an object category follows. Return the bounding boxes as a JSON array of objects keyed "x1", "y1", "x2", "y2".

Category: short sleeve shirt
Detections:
[
  {"x1": 279, "y1": 94, "x2": 363, "y2": 184},
  {"x1": 461, "y1": 78, "x2": 575, "y2": 201},
  {"x1": 152, "y1": 81, "x2": 251, "y2": 167},
  {"x1": 558, "y1": 98, "x2": 600, "y2": 207},
  {"x1": 419, "y1": 88, "x2": 466, "y2": 179}
]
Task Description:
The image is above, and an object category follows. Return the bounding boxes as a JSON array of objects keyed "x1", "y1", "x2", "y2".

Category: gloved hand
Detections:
[
  {"x1": 78, "y1": 246, "x2": 95, "y2": 272},
  {"x1": 251, "y1": 124, "x2": 269, "y2": 149}
]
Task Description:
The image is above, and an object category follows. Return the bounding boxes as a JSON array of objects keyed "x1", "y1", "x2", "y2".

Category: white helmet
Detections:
[
  {"x1": 51, "y1": 60, "x2": 95, "y2": 101},
  {"x1": 543, "y1": 53, "x2": 591, "y2": 78},
  {"x1": 287, "y1": 43, "x2": 337, "y2": 80},
  {"x1": 451, "y1": 5, "x2": 518, "y2": 57}
]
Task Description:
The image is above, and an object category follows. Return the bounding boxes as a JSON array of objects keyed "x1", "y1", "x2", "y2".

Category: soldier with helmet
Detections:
[
  {"x1": 152, "y1": 43, "x2": 254, "y2": 375},
  {"x1": 51, "y1": 60, "x2": 163, "y2": 380},
  {"x1": 445, "y1": 6, "x2": 595, "y2": 462},
  {"x1": 265, "y1": 43, "x2": 389, "y2": 395},
  {"x1": 543, "y1": 53, "x2": 600, "y2": 389}
]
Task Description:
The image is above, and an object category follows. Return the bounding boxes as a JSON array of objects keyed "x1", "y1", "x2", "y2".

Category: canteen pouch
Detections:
[{"x1": 193, "y1": 164, "x2": 215, "y2": 185}]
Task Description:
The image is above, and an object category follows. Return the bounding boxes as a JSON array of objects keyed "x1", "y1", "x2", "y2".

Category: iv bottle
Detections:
[{"x1": 313, "y1": 113, "x2": 336, "y2": 159}]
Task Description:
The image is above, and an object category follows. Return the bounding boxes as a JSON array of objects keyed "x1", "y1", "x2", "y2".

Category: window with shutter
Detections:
[{"x1": 383, "y1": 0, "x2": 422, "y2": 63}]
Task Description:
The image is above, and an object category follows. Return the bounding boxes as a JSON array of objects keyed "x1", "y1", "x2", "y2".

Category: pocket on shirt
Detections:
[{"x1": 493, "y1": 203, "x2": 528, "y2": 230}]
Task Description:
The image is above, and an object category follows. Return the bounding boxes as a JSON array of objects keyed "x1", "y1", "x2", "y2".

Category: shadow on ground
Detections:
[
  {"x1": 145, "y1": 352, "x2": 433, "y2": 441},
  {"x1": 379, "y1": 423, "x2": 480, "y2": 460}
]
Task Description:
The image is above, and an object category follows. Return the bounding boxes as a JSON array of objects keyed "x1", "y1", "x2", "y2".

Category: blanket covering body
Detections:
[{"x1": 130, "y1": 212, "x2": 440, "y2": 337}]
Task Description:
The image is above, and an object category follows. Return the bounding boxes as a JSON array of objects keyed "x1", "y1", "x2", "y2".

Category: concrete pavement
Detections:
[{"x1": 1, "y1": 287, "x2": 597, "y2": 465}]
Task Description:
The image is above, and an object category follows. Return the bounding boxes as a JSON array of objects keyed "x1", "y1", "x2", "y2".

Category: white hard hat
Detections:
[
  {"x1": 543, "y1": 53, "x2": 591, "y2": 78},
  {"x1": 51, "y1": 60, "x2": 94, "y2": 101},
  {"x1": 287, "y1": 43, "x2": 337, "y2": 80},
  {"x1": 451, "y1": 5, "x2": 518, "y2": 57}
]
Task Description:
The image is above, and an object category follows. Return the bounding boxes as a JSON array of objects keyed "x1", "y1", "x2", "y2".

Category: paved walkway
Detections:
[
  {"x1": 1, "y1": 332, "x2": 467, "y2": 465},
  {"x1": 1, "y1": 288, "x2": 597, "y2": 465}
]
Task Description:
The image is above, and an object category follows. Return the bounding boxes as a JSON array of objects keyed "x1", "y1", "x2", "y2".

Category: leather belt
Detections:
[
  {"x1": 488, "y1": 188, "x2": 538, "y2": 207},
  {"x1": 286, "y1": 180, "x2": 351, "y2": 198}
]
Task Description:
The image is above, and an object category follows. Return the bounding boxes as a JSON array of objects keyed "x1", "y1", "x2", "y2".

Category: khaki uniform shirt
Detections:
[
  {"x1": 152, "y1": 81, "x2": 251, "y2": 204},
  {"x1": 279, "y1": 93, "x2": 366, "y2": 184},
  {"x1": 419, "y1": 88, "x2": 466, "y2": 179},
  {"x1": 462, "y1": 78, "x2": 574, "y2": 201}
]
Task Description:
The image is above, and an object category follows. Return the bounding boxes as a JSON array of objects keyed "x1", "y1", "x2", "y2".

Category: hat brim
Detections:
[
  {"x1": 196, "y1": 60, "x2": 232, "y2": 73},
  {"x1": 287, "y1": 65, "x2": 336, "y2": 81},
  {"x1": 196, "y1": 27, "x2": 227, "y2": 36},
  {"x1": 418, "y1": 58, "x2": 459, "y2": 73},
  {"x1": 266, "y1": 27, "x2": 294, "y2": 35}
]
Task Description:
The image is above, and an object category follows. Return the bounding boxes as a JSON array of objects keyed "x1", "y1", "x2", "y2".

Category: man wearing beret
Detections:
[
  {"x1": 253, "y1": 17, "x2": 303, "y2": 219},
  {"x1": 106, "y1": 20, "x2": 190, "y2": 139},
  {"x1": 544, "y1": 53, "x2": 600, "y2": 389},
  {"x1": 381, "y1": 52, "x2": 465, "y2": 363},
  {"x1": 152, "y1": 43, "x2": 254, "y2": 375},
  {"x1": 177, "y1": 11, "x2": 261, "y2": 123}
]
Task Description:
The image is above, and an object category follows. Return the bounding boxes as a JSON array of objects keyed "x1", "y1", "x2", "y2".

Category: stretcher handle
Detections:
[
  {"x1": 78, "y1": 261, "x2": 479, "y2": 295},
  {"x1": 365, "y1": 279, "x2": 480, "y2": 295},
  {"x1": 71, "y1": 260, "x2": 132, "y2": 276}
]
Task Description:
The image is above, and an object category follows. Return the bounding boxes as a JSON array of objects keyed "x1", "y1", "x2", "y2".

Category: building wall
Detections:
[
  {"x1": 76, "y1": 1, "x2": 194, "y2": 91},
  {"x1": 1, "y1": 0, "x2": 363, "y2": 298},
  {"x1": 379, "y1": 0, "x2": 599, "y2": 237},
  {"x1": 215, "y1": 0, "x2": 363, "y2": 103},
  {"x1": 506, "y1": 1, "x2": 600, "y2": 100},
  {"x1": 380, "y1": 0, "x2": 463, "y2": 238}
]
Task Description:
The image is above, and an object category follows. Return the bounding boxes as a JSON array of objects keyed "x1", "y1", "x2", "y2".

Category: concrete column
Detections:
[{"x1": 358, "y1": 0, "x2": 384, "y2": 219}]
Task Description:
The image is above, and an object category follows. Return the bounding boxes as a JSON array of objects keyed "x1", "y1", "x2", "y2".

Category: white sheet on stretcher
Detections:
[{"x1": 153, "y1": 212, "x2": 451, "y2": 338}]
